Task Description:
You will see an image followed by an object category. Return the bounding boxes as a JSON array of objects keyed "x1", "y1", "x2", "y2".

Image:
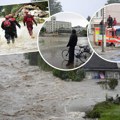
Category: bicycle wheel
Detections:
[
  {"x1": 79, "y1": 52, "x2": 91, "y2": 63},
  {"x1": 62, "y1": 49, "x2": 69, "y2": 61}
]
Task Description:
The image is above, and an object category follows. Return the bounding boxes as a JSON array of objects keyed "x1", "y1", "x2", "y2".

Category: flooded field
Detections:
[{"x1": 39, "y1": 36, "x2": 92, "y2": 70}]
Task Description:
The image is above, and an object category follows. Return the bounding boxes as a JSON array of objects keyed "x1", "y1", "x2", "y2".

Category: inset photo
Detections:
[
  {"x1": 0, "y1": 1, "x2": 49, "y2": 55},
  {"x1": 38, "y1": 12, "x2": 93, "y2": 70},
  {"x1": 88, "y1": 3, "x2": 120, "y2": 62}
]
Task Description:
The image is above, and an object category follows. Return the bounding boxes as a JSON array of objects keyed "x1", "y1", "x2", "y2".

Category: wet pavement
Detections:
[
  {"x1": 39, "y1": 36, "x2": 92, "y2": 70},
  {"x1": 88, "y1": 34, "x2": 120, "y2": 62}
]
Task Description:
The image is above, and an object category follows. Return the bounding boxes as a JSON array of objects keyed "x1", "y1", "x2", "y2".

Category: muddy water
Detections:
[
  {"x1": 0, "y1": 53, "x2": 107, "y2": 120},
  {"x1": 1, "y1": 53, "x2": 120, "y2": 119}
]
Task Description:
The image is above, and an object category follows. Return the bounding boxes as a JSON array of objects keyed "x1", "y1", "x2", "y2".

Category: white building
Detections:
[{"x1": 44, "y1": 16, "x2": 72, "y2": 33}]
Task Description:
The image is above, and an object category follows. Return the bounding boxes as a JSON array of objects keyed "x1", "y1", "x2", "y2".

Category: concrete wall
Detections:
[{"x1": 85, "y1": 71, "x2": 120, "y2": 80}]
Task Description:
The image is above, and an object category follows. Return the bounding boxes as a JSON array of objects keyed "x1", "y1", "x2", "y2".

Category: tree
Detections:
[
  {"x1": 3, "y1": 5, "x2": 14, "y2": 15},
  {"x1": 0, "y1": 6, "x2": 3, "y2": 11},
  {"x1": 107, "y1": 0, "x2": 120, "y2": 4},
  {"x1": 49, "y1": 0, "x2": 63, "y2": 15},
  {"x1": 32, "y1": 2, "x2": 49, "y2": 11},
  {"x1": 87, "y1": 16, "x2": 91, "y2": 21},
  {"x1": 31, "y1": 0, "x2": 63, "y2": 15}
]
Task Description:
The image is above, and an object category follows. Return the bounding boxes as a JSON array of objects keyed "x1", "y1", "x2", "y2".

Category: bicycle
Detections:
[{"x1": 62, "y1": 45, "x2": 92, "y2": 64}]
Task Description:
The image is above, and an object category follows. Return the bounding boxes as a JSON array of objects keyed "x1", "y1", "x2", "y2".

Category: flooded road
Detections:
[
  {"x1": 0, "y1": 18, "x2": 42, "y2": 55},
  {"x1": 88, "y1": 34, "x2": 120, "y2": 62},
  {"x1": 39, "y1": 36, "x2": 92, "y2": 70}
]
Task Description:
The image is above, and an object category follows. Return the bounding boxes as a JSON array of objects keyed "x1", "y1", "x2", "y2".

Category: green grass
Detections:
[
  {"x1": 86, "y1": 101, "x2": 120, "y2": 120},
  {"x1": 100, "y1": 105, "x2": 120, "y2": 120}
]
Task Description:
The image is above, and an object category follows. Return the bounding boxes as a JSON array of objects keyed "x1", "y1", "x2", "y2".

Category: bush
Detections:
[
  {"x1": 37, "y1": 55, "x2": 53, "y2": 71},
  {"x1": 76, "y1": 69, "x2": 85, "y2": 81},
  {"x1": 53, "y1": 70, "x2": 69, "y2": 80},
  {"x1": 16, "y1": 16, "x2": 24, "y2": 22},
  {"x1": 52, "y1": 69, "x2": 85, "y2": 81},
  {"x1": 86, "y1": 110, "x2": 100, "y2": 118},
  {"x1": 108, "y1": 78, "x2": 118, "y2": 90},
  {"x1": 86, "y1": 101, "x2": 113, "y2": 119}
]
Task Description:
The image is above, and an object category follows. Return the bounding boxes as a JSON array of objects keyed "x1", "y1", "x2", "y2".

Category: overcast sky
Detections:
[
  {"x1": 51, "y1": 12, "x2": 88, "y2": 27},
  {"x1": 0, "y1": 0, "x2": 108, "y2": 17},
  {"x1": 58, "y1": 0, "x2": 108, "y2": 18}
]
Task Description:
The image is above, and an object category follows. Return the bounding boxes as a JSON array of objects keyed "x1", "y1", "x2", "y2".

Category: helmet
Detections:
[
  {"x1": 9, "y1": 14, "x2": 13, "y2": 18},
  {"x1": 5, "y1": 15, "x2": 9, "y2": 19},
  {"x1": 24, "y1": 10, "x2": 29, "y2": 13}
]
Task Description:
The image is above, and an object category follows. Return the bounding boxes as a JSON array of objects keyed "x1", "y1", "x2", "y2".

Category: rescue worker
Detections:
[
  {"x1": 9, "y1": 14, "x2": 21, "y2": 38},
  {"x1": 66, "y1": 29, "x2": 78, "y2": 66},
  {"x1": 113, "y1": 17, "x2": 117, "y2": 26},
  {"x1": 107, "y1": 15, "x2": 113, "y2": 28},
  {"x1": 1, "y1": 15, "x2": 15, "y2": 44},
  {"x1": 23, "y1": 10, "x2": 37, "y2": 38}
]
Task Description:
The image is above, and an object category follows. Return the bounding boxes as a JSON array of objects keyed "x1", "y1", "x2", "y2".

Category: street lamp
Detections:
[{"x1": 102, "y1": 8, "x2": 105, "y2": 52}]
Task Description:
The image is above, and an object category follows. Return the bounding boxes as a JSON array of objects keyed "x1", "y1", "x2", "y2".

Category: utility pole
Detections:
[{"x1": 102, "y1": 8, "x2": 105, "y2": 52}]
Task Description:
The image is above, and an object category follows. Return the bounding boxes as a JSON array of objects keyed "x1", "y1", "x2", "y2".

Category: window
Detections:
[
  {"x1": 101, "y1": 9, "x2": 103, "y2": 17},
  {"x1": 96, "y1": 12, "x2": 98, "y2": 17}
]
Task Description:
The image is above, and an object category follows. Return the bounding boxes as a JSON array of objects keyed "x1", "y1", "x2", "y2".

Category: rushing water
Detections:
[{"x1": 0, "y1": 18, "x2": 42, "y2": 55}]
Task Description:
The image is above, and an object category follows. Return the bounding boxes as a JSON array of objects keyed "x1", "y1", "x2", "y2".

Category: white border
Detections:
[
  {"x1": 0, "y1": 0, "x2": 50, "y2": 56},
  {"x1": 37, "y1": 11, "x2": 94, "y2": 71},
  {"x1": 0, "y1": 0, "x2": 49, "y2": 6},
  {"x1": 87, "y1": 3, "x2": 120, "y2": 64}
]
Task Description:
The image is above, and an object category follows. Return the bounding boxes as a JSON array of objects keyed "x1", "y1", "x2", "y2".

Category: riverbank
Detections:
[{"x1": 86, "y1": 101, "x2": 120, "y2": 120}]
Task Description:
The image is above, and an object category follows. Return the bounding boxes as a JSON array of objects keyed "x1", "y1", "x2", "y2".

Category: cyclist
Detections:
[{"x1": 66, "y1": 29, "x2": 78, "y2": 66}]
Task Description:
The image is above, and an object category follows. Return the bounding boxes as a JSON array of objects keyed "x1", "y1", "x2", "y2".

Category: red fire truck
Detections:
[{"x1": 94, "y1": 26, "x2": 120, "y2": 47}]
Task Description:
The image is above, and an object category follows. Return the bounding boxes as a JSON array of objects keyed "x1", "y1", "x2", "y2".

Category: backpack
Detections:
[
  {"x1": 9, "y1": 18, "x2": 16, "y2": 22},
  {"x1": 3, "y1": 20, "x2": 11, "y2": 27}
]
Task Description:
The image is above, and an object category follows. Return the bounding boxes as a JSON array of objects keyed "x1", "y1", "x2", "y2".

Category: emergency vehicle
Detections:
[{"x1": 94, "y1": 26, "x2": 120, "y2": 47}]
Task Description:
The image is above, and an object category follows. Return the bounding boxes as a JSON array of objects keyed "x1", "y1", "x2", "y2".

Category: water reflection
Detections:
[{"x1": 39, "y1": 36, "x2": 91, "y2": 70}]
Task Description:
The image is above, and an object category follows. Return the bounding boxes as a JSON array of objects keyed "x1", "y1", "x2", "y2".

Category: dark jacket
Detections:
[
  {"x1": 67, "y1": 33, "x2": 78, "y2": 47},
  {"x1": 107, "y1": 17, "x2": 113, "y2": 24},
  {"x1": 9, "y1": 17, "x2": 21, "y2": 31}
]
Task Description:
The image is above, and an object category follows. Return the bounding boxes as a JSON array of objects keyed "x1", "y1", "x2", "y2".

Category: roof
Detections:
[{"x1": 84, "y1": 53, "x2": 118, "y2": 70}]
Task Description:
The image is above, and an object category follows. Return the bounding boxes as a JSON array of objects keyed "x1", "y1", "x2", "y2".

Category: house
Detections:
[{"x1": 84, "y1": 53, "x2": 120, "y2": 79}]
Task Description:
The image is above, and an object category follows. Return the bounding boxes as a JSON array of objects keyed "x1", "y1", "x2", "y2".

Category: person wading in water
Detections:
[
  {"x1": 23, "y1": 10, "x2": 37, "y2": 38},
  {"x1": 1, "y1": 15, "x2": 15, "y2": 44}
]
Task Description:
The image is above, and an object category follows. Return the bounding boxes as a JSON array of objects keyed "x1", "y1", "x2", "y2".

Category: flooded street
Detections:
[
  {"x1": 39, "y1": 36, "x2": 91, "y2": 69},
  {"x1": 89, "y1": 34, "x2": 120, "y2": 62},
  {"x1": 0, "y1": 53, "x2": 120, "y2": 119},
  {"x1": 0, "y1": 18, "x2": 42, "y2": 55}
]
